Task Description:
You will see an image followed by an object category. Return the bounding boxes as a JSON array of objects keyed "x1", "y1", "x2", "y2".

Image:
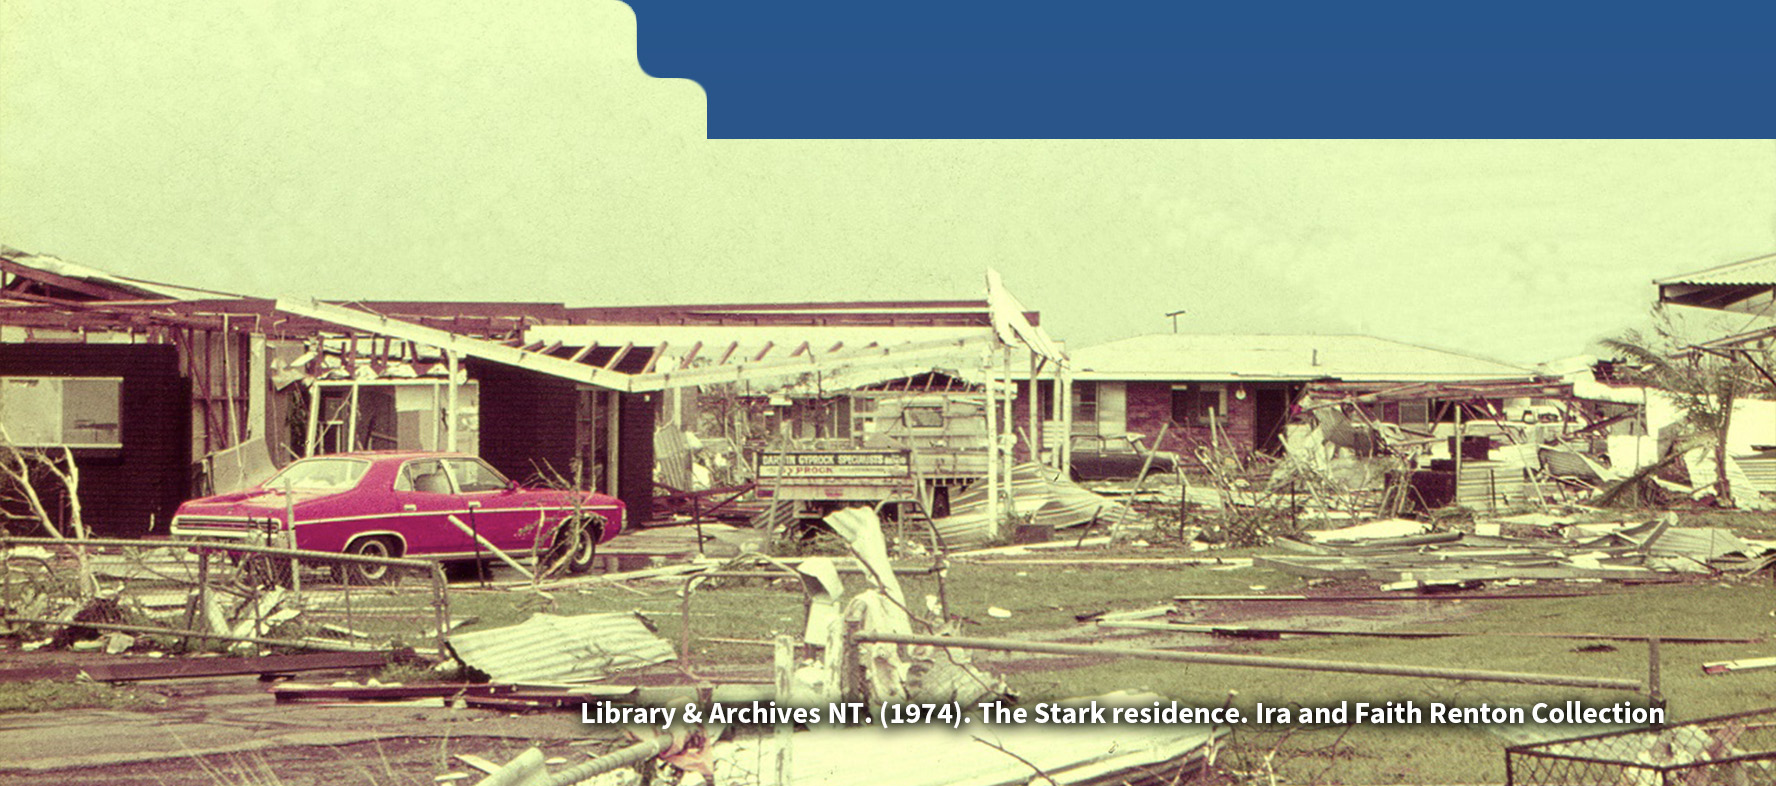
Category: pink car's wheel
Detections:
[
  {"x1": 548, "y1": 520, "x2": 598, "y2": 575},
  {"x1": 336, "y1": 536, "x2": 400, "y2": 585}
]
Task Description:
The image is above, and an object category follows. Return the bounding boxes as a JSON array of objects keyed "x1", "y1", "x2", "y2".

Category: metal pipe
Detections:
[
  {"x1": 679, "y1": 556, "x2": 814, "y2": 672},
  {"x1": 446, "y1": 515, "x2": 531, "y2": 580},
  {"x1": 543, "y1": 734, "x2": 674, "y2": 786},
  {"x1": 0, "y1": 615, "x2": 378, "y2": 653},
  {"x1": 855, "y1": 633, "x2": 1645, "y2": 693},
  {"x1": 0, "y1": 536, "x2": 433, "y2": 569}
]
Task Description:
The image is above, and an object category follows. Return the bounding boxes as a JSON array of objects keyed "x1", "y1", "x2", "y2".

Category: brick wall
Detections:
[
  {"x1": 1123, "y1": 382, "x2": 1259, "y2": 465},
  {"x1": 468, "y1": 360, "x2": 655, "y2": 523}
]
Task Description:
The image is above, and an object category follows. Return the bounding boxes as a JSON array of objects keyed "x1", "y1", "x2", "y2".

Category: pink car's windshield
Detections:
[{"x1": 263, "y1": 458, "x2": 370, "y2": 491}]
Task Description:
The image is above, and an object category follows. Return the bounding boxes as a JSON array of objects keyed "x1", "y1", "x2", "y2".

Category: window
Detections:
[
  {"x1": 1398, "y1": 400, "x2": 1429, "y2": 426},
  {"x1": 394, "y1": 458, "x2": 450, "y2": 493},
  {"x1": 445, "y1": 458, "x2": 511, "y2": 493},
  {"x1": 1170, "y1": 385, "x2": 1226, "y2": 426},
  {"x1": 266, "y1": 457, "x2": 370, "y2": 491},
  {"x1": 1073, "y1": 383, "x2": 1098, "y2": 423},
  {"x1": 0, "y1": 377, "x2": 122, "y2": 448}
]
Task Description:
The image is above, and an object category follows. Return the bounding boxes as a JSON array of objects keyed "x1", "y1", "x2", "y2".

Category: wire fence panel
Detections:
[
  {"x1": 1509, "y1": 708, "x2": 1776, "y2": 785},
  {"x1": 0, "y1": 536, "x2": 450, "y2": 655}
]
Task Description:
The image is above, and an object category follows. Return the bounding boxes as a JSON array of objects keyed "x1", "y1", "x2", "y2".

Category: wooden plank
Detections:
[
  {"x1": 453, "y1": 754, "x2": 501, "y2": 775},
  {"x1": 0, "y1": 651, "x2": 392, "y2": 683}
]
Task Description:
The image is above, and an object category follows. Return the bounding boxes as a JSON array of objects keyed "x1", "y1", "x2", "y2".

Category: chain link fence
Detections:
[
  {"x1": 0, "y1": 536, "x2": 450, "y2": 655},
  {"x1": 1508, "y1": 708, "x2": 1776, "y2": 785}
]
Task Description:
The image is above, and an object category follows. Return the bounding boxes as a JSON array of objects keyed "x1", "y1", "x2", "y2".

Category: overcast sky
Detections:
[{"x1": 3, "y1": 1, "x2": 1774, "y2": 365}]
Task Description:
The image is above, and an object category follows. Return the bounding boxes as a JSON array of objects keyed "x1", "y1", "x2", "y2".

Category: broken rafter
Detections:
[
  {"x1": 677, "y1": 341, "x2": 704, "y2": 369},
  {"x1": 0, "y1": 257, "x2": 146, "y2": 301},
  {"x1": 715, "y1": 341, "x2": 740, "y2": 367}
]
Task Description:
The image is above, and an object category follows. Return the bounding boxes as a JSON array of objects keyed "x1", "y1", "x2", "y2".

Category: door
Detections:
[
  {"x1": 444, "y1": 457, "x2": 541, "y2": 554},
  {"x1": 1254, "y1": 387, "x2": 1290, "y2": 455},
  {"x1": 390, "y1": 457, "x2": 474, "y2": 556}
]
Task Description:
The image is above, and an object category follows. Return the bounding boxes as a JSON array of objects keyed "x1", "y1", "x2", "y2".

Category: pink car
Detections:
[{"x1": 170, "y1": 451, "x2": 624, "y2": 582}]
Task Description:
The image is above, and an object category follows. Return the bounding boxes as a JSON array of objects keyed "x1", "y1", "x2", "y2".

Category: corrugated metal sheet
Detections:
[
  {"x1": 1655, "y1": 253, "x2": 1776, "y2": 287},
  {"x1": 1735, "y1": 455, "x2": 1776, "y2": 493},
  {"x1": 933, "y1": 463, "x2": 1126, "y2": 549},
  {"x1": 447, "y1": 612, "x2": 675, "y2": 683},
  {"x1": 1454, "y1": 462, "x2": 1536, "y2": 512}
]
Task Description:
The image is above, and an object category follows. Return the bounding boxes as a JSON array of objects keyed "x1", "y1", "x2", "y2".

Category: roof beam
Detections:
[
  {"x1": 630, "y1": 334, "x2": 998, "y2": 392},
  {"x1": 273, "y1": 299, "x2": 631, "y2": 392},
  {"x1": 604, "y1": 342, "x2": 635, "y2": 370},
  {"x1": 0, "y1": 258, "x2": 143, "y2": 301}
]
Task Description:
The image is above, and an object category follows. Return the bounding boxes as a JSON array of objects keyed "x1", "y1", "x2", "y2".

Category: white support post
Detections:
[
  {"x1": 1001, "y1": 346, "x2": 1015, "y2": 487},
  {"x1": 430, "y1": 383, "x2": 441, "y2": 451},
  {"x1": 983, "y1": 349, "x2": 999, "y2": 541},
  {"x1": 1059, "y1": 367, "x2": 1073, "y2": 472},
  {"x1": 1027, "y1": 350, "x2": 1042, "y2": 466},
  {"x1": 445, "y1": 350, "x2": 460, "y2": 452},
  {"x1": 303, "y1": 381, "x2": 321, "y2": 457},
  {"x1": 247, "y1": 333, "x2": 266, "y2": 441},
  {"x1": 607, "y1": 391, "x2": 621, "y2": 497},
  {"x1": 346, "y1": 380, "x2": 361, "y2": 452}
]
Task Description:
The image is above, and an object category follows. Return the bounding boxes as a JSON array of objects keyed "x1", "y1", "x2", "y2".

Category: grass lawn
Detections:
[
  {"x1": 446, "y1": 547, "x2": 1776, "y2": 784},
  {"x1": 0, "y1": 678, "x2": 164, "y2": 713}
]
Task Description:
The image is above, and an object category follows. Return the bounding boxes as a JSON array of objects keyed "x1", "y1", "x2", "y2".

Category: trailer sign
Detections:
[
  {"x1": 757, "y1": 450, "x2": 913, "y2": 499},
  {"x1": 759, "y1": 450, "x2": 910, "y2": 479}
]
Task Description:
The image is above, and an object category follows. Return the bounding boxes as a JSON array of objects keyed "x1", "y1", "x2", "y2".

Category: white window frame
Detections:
[{"x1": 0, "y1": 376, "x2": 124, "y2": 448}]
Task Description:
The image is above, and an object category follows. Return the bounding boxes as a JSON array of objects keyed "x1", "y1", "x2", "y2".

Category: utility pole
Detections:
[{"x1": 1166, "y1": 310, "x2": 1188, "y2": 333}]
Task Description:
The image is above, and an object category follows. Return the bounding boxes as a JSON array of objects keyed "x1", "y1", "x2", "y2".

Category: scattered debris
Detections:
[
  {"x1": 1702, "y1": 656, "x2": 1776, "y2": 676},
  {"x1": 931, "y1": 463, "x2": 1127, "y2": 548},
  {"x1": 690, "y1": 707, "x2": 1222, "y2": 786},
  {"x1": 1257, "y1": 514, "x2": 1770, "y2": 586}
]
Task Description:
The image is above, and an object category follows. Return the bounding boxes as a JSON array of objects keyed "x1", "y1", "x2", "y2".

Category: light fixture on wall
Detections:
[{"x1": 1234, "y1": 385, "x2": 1247, "y2": 401}]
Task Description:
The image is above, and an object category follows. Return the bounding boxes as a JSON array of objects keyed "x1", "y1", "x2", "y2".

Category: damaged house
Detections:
[
  {"x1": 519, "y1": 275, "x2": 1069, "y2": 523},
  {"x1": 1056, "y1": 333, "x2": 1553, "y2": 459},
  {"x1": 0, "y1": 247, "x2": 1066, "y2": 539},
  {"x1": 1636, "y1": 251, "x2": 1776, "y2": 504},
  {"x1": 0, "y1": 250, "x2": 662, "y2": 534}
]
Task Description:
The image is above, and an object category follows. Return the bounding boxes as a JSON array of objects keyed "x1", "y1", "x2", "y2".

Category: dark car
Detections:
[
  {"x1": 170, "y1": 451, "x2": 624, "y2": 582},
  {"x1": 1068, "y1": 434, "x2": 1180, "y2": 481}
]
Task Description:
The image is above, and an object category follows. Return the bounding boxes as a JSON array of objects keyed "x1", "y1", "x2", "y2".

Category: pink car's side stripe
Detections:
[{"x1": 291, "y1": 505, "x2": 621, "y2": 527}]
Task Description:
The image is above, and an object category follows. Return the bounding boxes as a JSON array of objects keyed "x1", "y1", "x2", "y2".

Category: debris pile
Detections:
[
  {"x1": 1256, "y1": 514, "x2": 1776, "y2": 586},
  {"x1": 930, "y1": 463, "x2": 1128, "y2": 548}
]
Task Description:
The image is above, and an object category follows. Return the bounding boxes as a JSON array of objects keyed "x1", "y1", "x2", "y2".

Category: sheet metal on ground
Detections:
[
  {"x1": 932, "y1": 463, "x2": 1127, "y2": 548},
  {"x1": 447, "y1": 612, "x2": 675, "y2": 683},
  {"x1": 1259, "y1": 516, "x2": 1776, "y2": 584},
  {"x1": 697, "y1": 724, "x2": 1222, "y2": 786}
]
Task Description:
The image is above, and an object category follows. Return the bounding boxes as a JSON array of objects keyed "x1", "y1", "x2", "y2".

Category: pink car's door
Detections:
[
  {"x1": 444, "y1": 458, "x2": 546, "y2": 554},
  {"x1": 391, "y1": 458, "x2": 475, "y2": 557}
]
